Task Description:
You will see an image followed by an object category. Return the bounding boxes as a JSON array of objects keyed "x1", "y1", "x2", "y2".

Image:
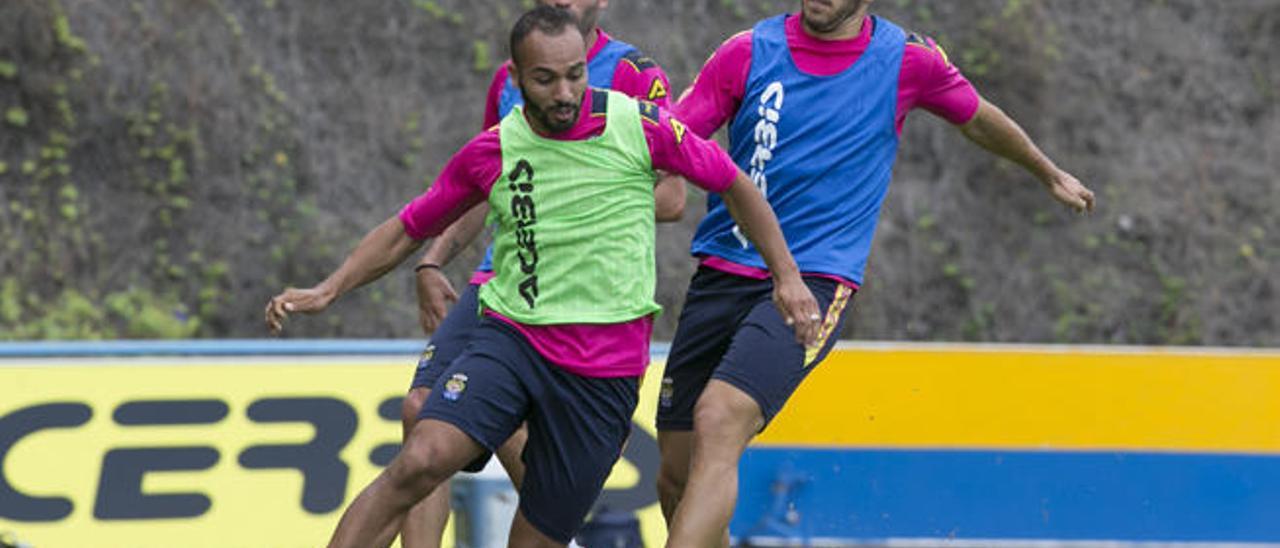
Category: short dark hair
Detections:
[{"x1": 509, "y1": 5, "x2": 579, "y2": 67}]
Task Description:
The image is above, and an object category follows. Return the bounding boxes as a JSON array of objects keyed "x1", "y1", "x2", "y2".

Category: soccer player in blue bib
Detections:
[{"x1": 654, "y1": 0, "x2": 1096, "y2": 545}]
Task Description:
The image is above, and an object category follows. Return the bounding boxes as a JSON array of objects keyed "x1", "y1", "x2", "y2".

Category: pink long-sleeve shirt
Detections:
[{"x1": 400, "y1": 91, "x2": 738, "y2": 377}]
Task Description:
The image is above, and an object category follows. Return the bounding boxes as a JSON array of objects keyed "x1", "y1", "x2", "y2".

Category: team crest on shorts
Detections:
[
  {"x1": 418, "y1": 344, "x2": 436, "y2": 366},
  {"x1": 443, "y1": 373, "x2": 468, "y2": 401},
  {"x1": 659, "y1": 377, "x2": 674, "y2": 408}
]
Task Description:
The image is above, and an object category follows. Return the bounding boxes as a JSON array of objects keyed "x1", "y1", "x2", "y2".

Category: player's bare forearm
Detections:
[
  {"x1": 418, "y1": 202, "x2": 489, "y2": 267},
  {"x1": 318, "y1": 216, "x2": 425, "y2": 302},
  {"x1": 959, "y1": 98, "x2": 1058, "y2": 180},
  {"x1": 959, "y1": 97, "x2": 1096, "y2": 212},
  {"x1": 720, "y1": 174, "x2": 798, "y2": 280},
  {"x1": 720, "y1": 172, "x2": 820, "y2": 344},
  {"x1": 267, "y1": 216, "x2": 423, "y2": 334},
  {"x1": 654, "y1": 171, "x2": 687, "y2": 222}
]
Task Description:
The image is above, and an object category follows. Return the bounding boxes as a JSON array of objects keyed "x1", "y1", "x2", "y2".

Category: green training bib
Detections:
[{"x1": 480, "y1": 90, "x2": 661, "y2": 325}]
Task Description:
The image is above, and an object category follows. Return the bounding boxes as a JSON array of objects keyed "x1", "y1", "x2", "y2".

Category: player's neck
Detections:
[
  {"x1": 801, "y1": 10, "x2": 867, "y2": 41},
  {"x1": 586, "y1": 27, "x2": 600, "y2": 53}
]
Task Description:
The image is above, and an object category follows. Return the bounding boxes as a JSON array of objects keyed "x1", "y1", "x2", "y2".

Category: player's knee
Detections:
[
  {"x1": 389, "y1": 436, "x2": 451, "y2": 494},
  {"x1": 692, "y1": 393, "x2": 755, "y2": 438}
]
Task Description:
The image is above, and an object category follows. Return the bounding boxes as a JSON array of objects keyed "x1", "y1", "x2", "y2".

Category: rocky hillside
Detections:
[{"x1": 1, "y1": 0, "x2": 1276, "y2": 345}]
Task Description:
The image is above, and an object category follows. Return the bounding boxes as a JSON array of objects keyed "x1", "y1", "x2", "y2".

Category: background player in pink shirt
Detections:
[
  {"x1": 396, "y1": 2, "x2": 686, "y2": 545},
  {"x1": 655, "y1": 1, "x2": 1096, "y2": 546}
]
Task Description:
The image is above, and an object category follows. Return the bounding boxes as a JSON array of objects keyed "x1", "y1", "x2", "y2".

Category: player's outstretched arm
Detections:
[
  {"x1": 959, "y1": 97, "x2": 1096, "y2": 213},
  {"x1": 719, "y1": 172, "x2": 821, "y2": 346},
  {"x1": 266, "y1": 215, "x2": 424, "y2": 335},
  {"x1": 413, "y1": 203, "x2": 489, "y2": 333}
]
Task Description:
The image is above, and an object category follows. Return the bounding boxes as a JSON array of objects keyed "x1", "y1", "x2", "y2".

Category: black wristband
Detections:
[{"x1": 414, "y1": 263, "x2": 442, "y2": 273}]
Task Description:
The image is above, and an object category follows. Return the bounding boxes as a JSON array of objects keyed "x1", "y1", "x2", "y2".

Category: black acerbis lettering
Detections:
[
  {"x1": 369, "y1": 396, "x2": 404, "y2": 466},
  {"x1": 94, "y1": 399, "x2": 228, "y2": 520},
  {"x1": 238, "y1": 398, "x2": 357, "y2": 514},
  {"x1": 508, "y1": 158, "x2": 539, "y2": 308},
  {"x1": 0, "y1": 403, "x2": 92, "y2": 521},
  {"x1": 94, "y1": 448, "x2": 220, "y2": 520}
]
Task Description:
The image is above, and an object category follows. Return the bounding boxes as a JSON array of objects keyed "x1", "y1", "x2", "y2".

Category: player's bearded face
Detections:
[
  {"x1": 515, "y1": 30, "x2": 589, "y2": 134},
  {"x1": 801, "y1": 0, "x2": 871, "y2": 33}
]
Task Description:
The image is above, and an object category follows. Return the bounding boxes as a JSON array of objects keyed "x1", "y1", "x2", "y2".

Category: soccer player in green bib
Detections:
[
  {"x1": 265, "y1": 6, "x2": 820, "y2": 546},
  {"x1": 400, "y1": 2, "x2": 685, "y2": 545}
]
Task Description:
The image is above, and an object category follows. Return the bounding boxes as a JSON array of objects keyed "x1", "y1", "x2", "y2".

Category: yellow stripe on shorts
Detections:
[{"x1": 804, "y1": 284, "x2": 853, "y2": 366}]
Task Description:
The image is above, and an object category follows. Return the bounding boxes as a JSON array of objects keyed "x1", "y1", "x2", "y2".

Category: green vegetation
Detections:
[
  {"x1": 0, "y1": 0, "x2": 1274, "y2": 344},
  {"x1": 5, "y1": 107, "x2": 28, "y2": 127}
]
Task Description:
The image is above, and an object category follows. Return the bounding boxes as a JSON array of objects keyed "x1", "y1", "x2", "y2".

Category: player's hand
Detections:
[
  {"x1": 415, "y1": 266, "x2": 458, "y2": 334},
  {"x1": 772, "y1": 276, "x2": 821, "y2": 347},
  {"x1": 265, "y1": 286, "x2": 335, "y2": 335},
  {"x1": 1046, "y1": 170, "x2": 1095, "y2": 214}
]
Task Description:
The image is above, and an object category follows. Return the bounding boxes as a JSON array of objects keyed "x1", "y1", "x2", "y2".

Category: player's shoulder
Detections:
[
  {"x1": 636, "y1": 97, "x2": 662, "y2": 125},
  {"x1": 721, "y1": 29, "x2": 754, "y2": 51},
  {"x1": 591, "y1": 89, "x2": 665, "y2": 129},
  {"x1": 677, "y1": 29, "x2": 751, "y2": 76},
  {"x1": 699, "y1": 28, "x2": 753, "y2": 67},
  {"x1": 903, "y1": 30, "x2": 952, "y2": 65},
  {"x1": 491, "y1": 59, "x2": 513, "y2": 77},
  {"x1": 619, "y1": 48, "x2": 662, "y2": 73},
  {"x1": 592, "y1": 88, "x2": 654, "y2": 118},
  {"x1": 634, "y1": 98, "x2": 689, "y2": 144},
  {"x1": 465, "y1": 125, "x2": 502, "y2": 151},
  {"x1": 903, "y1": 29, "x2": 933, "y2": 49},
  {"x1": 608, "y1": 41, "x2": 672, "y2": 103}
]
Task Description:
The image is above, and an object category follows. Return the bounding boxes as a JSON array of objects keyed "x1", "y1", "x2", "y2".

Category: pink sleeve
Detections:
[
  {"x1": 897, "y1": 36, "x2": 980, "y2": 131},
  {"x1": 612, "y1": 55, "x2": 675, "y2": 108},
  {"x1": 672, "y1": 30, "x2": 754, "y2": 139},
  {"x1": 398, "y1": 131, "x2": 501, "y2": 240},
  {"x1": 642, "y1": 104, "x2": 738, "y2": 193},
  {"x1": 482, "y1": 63, "x2": 511, "y2": 129}
]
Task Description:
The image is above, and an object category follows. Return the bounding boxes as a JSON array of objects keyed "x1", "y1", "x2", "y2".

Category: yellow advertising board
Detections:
[
  {"x1": 5, "y1": 343, "x2": 1279, "y2": 546},
  {"x1": 0, "y1": 355, "x2": 669, "y2": 547},
  {"x1": 762, "y1": 344, "x2": 1280, "y2": 452}
]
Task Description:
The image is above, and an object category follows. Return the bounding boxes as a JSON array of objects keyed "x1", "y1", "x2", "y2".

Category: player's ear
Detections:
[
  {"x1": 510, "y1": 63, "x2": 523, "y2": 91},
  {"x1": 598, "y1": 0, "x2": 610, "y2": 10}
]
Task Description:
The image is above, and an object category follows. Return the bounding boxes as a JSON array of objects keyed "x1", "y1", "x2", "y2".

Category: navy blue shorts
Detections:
[
  {"x1": 656, "y1": 267, "x2": 854, "y2": 431},
  {"x1": 419, "y1": 319, "x2": 639, "y2": 544},
  {"x1": 409, "y1": 283, "x2": 482, "y2": 389}
]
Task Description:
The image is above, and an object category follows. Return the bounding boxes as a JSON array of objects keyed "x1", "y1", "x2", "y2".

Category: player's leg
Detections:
[
  {"x1": 663, "y1": 381, "x2": 758, "y2": 548},
  {"x1": 399, "y1": 283, "x2": 484, "y2": 548},
  {"x1": 655, "y1": 430, "x2": 691, "y2": 525},
  {"x1": 655, "y1": 267, "x2": 758, "y2": 526},
  {"x1": 497, "y1": 323, "x2": 641, "y2": 545},
  {"x1": 495, "y1": 423, "x2": 529, "y2": 488},
  {"x1": 330, "y1": 322, "x2": 531, "y2": 548},
  {"x1": 664, "y1": 278, "x2": 853, "y2": 547},
  {"x1": 398, "y1": 387, "x2": 450, "y2": 548},
  {"x1": 508, "y1": 511, "x2": 567, "y2": 548},
  {"x1": 328, "y1": 418, "x2": 485, "y2": 548}
]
